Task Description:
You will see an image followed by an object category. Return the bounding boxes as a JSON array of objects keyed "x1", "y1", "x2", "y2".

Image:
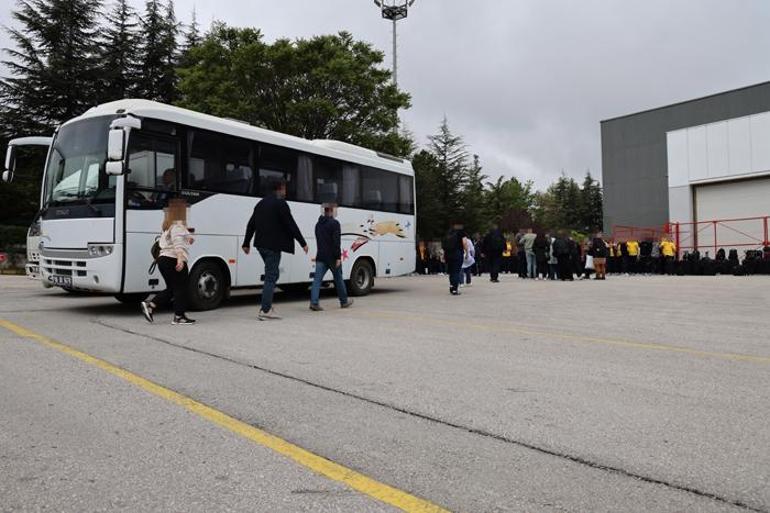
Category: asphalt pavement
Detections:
[{"x1": 1, "y1": 273, "x2": 768, "y2": 513}]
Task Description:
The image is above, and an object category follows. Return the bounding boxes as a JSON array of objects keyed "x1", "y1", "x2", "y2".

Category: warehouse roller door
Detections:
[{"x1": 694, "y1": 177, "x2": 770, "y2": 253}]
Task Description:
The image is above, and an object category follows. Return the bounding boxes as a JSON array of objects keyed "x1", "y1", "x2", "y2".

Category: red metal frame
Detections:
[
  {"x1": 669, "y1": 216, "x2": 769, "y2": 259},
  {"x1": 613, "y1": 216, "x2": 770, "y2": 259}
]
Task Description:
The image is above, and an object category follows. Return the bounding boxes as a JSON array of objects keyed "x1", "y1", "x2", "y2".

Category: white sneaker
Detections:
[{"x1": 258, "y1": 308, "x2": 282, "y2": 321}]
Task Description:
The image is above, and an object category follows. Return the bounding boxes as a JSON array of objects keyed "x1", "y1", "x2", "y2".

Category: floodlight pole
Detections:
[
  {"x1": 392, "y1": 17, "x2": 398, "y2": 87},
  {"x1": 374, "y1": 0, "x2": 415, "y2": 89}
]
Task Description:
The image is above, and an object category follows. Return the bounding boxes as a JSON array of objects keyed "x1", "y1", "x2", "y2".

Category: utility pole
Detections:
[{"x1": 373, "y1": 0, "x2": 416, "y2": 89}]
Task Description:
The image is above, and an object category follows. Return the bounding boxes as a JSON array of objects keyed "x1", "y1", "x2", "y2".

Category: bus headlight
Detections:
[{"x1": 88, "y1": 244, "x2": 114, "y2": 257}]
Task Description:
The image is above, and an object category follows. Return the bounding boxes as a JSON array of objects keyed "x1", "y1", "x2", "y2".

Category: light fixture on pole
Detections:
[{"x1": 373, "y1": 0, "x2": 416, "y2": 89}]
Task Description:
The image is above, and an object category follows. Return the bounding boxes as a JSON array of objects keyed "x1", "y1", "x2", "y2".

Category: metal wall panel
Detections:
[
  {"x1": 750, "y1": 112, "x2": 770, "y2": 173},
  {"x1": 728, "y1": 117, "x2": 752, "y2": 175},
  {"x1": 601, "y1": 81, "x2": 770, "y2": 232}
]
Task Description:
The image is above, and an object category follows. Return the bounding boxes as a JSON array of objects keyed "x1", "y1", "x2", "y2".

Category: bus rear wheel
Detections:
[
  {"x1": 114, "y1": 292, "x2": 149, "y2": 304},
  {"x1": 348, "y1": 259, "x2": 374, "y2": 296},
  {"x1": 188, "y1": 261, "x2": 228, "y2": 311}
]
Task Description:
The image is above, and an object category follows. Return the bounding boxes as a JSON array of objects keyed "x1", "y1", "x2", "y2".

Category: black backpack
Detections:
[{"x1": 148, "y1": 234, "x2": 163, "y2": 274}]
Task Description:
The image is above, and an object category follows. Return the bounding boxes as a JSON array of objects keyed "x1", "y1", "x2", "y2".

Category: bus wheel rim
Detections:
[
  {"x1": 356, "y1": 267, "x2": 369, "y2": 288},
  {"x1": 198, "y1": 271, "x2": 218, "y2": 299}
]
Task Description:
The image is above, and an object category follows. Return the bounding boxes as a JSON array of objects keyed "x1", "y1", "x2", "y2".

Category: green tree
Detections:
[
  {"x1": 579, "y1": 171, "x2": 603, "y2": 232},
  {"x1": 136, "y1": 0, "x2": 178, "y2": 102},
  {"x1": 98, "y1": 0, "x2": 139, "y2": 102},
  {"x1": 0, "y1": 0, "x2": 101, "y2": 238},
  {"x1": 0, "y1": 0, "x2": 102, "y2": 134},
  {"x1": 426, "y1": 117, "x2": 468, "y2": 223},
  {"x1": 461, "y1": 154, "x2": 487, "y2": 234},
  {"x1": 532, "y1": 173, "x2": 602, "y2": 233},
  {"x1": 178, "y1": 7, "x2": 201, "y2": 68},
  {"x1": 177, "y1": 25, "x2": 412, "y2": 156},
  {"x1": 412, "y1": 149, "x2": 443, "y2": 240},
  {"x1": 484, "y1": 176, "x2": 534, "y2": 232}
]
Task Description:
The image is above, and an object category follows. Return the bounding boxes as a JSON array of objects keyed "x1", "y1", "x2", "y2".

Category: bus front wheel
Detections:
[
  {"x1": 348, "y1": 259, "x2": 374, "y2": 296},
  {"x1": 188, "y1": 261, "x2": 228, "y2": 311}
]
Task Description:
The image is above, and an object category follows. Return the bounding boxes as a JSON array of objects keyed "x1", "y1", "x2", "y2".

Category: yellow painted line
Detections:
[
  {"x1": 0, "y1": 319, "x2": 449, "y2": 513},
  {"x1": 363, "y1": 310, "x2": 770, "y2": 365}
]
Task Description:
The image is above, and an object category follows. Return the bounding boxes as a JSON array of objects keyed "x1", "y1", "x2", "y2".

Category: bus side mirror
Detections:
[
  {"x1": 2, "y1": 145, "x2": 16, "y2": 182},
  {"x1": 108, "y1": 129, "x2": 125, "y2": 161},
  {"x1": 105, "y1": 161, "x2": 124, "y2": 176},
  {"x1": 106, "y1": 129, "x2": 125, "y2": 176}
]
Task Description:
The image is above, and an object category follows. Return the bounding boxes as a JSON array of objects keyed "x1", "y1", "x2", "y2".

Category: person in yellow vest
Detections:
[
  {"x1": 626, "y1": 239, "x2": 640, "y2": 274},
  {"x1": 660, "y1": 237, "x2": 677, "y2": 275},
  {"x1": 502, "y1": 239, "x2": 513, "y2": 274},
  {"x1": 417, "y1": 241, "x2": 429, "y2": 274}
]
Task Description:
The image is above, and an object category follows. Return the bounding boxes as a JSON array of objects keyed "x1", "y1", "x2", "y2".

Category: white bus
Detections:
[
  {"x1": 3, "y1": 137, "x2": 52, "y2": 283},
  {"x1": 2, "y1": 99, "x2": 415, "y2": 309}
]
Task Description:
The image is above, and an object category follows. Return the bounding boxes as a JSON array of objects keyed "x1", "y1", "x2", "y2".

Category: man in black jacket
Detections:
[
  {"x1": 309, "y1": 204, "x2": 353, "y2": 311},
  {"x1": 242, "y1": 180, "x2": 308, "y2": 320},
  {"x1": 444, "y1": 221, "x2": 466, "y2": 295},
  {"x1": 482, "y1": 223, "x2": 506, "y2": 283},
  {"x1": 553, "y1": 232, "x2": 573, "y2": 281}
]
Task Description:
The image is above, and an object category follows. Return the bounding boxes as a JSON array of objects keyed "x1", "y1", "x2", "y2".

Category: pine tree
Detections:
[
  {"x1": 462, "y1": 154, "x2": 487, "y2": 234},
  {"x1": 158, "y1": 0, "x2": 179, "y2": 101},
  {"x1": 136, "y1": 0, "x2": 177, "y2": 102},
  {"x1": 178, "y1": 7, "x2": 201, "y2": 67},
  {"x1": 427, "y1": 117, "x2": 469, "y2": 224},
  {"x1": 412, "y1": 149, "x2": 443, "y2": 240},
  {"x1": 0, "y1": 0, "x2": 102, "y2": 134},
  {"x1": 579, "y1": 171, "x2": 603, "y2": 232},
  {"x1": 98, "y1": 0, "x2": 139, "y2": 102}
]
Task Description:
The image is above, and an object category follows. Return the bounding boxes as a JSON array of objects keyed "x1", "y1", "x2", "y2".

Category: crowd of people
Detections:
[{"x1": 416, "y1": 224, "x2": 681, "y2": 295}]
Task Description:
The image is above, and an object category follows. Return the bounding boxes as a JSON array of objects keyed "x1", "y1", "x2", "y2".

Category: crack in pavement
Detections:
[{"x1": 93, "y1": 319, "x2": 766, "y2": 513}]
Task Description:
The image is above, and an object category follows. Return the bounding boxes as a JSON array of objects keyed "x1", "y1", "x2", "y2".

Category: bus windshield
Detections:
[{"x1": 44, "y1": 116, "x2": 116, "y2": 207}]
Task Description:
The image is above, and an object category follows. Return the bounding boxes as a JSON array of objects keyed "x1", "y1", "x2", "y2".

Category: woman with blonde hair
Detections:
[{"x1": 141, "y1": 199, "x2": 195, "y2": 325}]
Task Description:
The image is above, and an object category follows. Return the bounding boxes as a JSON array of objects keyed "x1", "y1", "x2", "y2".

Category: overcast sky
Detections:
[{"x1": 1, "y1": 0, "x2": 769, "y2": 188}]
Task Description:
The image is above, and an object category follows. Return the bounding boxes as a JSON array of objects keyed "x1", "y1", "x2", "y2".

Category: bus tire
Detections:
[
  {"x1": 348, "y1": 259, "x2": 374, "y2": 296},
  {"x1": 188, "y1": 260, "x2": 228, "y2": 311},
  {"x1": 114, "y1": 292, "x2": 149, "y2": 304}
]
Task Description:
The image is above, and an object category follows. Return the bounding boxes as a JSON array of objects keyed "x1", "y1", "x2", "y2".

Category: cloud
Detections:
[{"x1": 1, "y1": 0, "x2": 768, "y2": 189}]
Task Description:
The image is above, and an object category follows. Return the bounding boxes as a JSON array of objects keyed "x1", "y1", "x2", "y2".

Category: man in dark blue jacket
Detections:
[
  {"x1": 242, "y1": 180, "x2": 308, "y2": 320},
  {"x1": 309, "y1": 204, "x2": 353, "y2": 311}
]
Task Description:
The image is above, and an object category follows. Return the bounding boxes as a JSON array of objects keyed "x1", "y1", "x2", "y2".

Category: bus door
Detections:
[{"x1": 123, "y1": 131, "x2": 180, "y2": 293}]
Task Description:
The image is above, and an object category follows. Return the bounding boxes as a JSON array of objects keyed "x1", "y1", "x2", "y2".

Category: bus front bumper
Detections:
[{"x1": 40, "y1": 246, "x2": 123, "y2": 293}]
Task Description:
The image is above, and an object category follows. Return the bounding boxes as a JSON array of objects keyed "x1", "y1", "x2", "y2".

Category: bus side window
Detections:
[
  {"x1": 362, "y1": 167, "x2": 399, "y2": 213},
  {"x1": 220, "y1": 136, "x2": 254, "y2": 195},
  {"x1": 258, "y1": 144, "x2": 298, "y2": 199},
  {"x1": 341, "y1": 164, "x2": 361, "y2": 207},
  {"x1": 187, "y1": 129, "x2": 222, "y2": 191},
  {"x1": 126, "y1": 134, "x2": 177, "y2": 208},
  {"x1": 314, "y1": 157, "x2": 342, "y2": 204},
  {"x1": 398, "y1": 175, "x2": 414, "y2": 214}
]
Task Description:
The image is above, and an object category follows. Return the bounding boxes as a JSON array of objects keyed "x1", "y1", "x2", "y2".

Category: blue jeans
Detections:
[
  {"x1": 310, "y1": 261, "x2": 348, "y2": 305},
  {"x1": 526, "y1": 251, "x2": 536, "y2": 278},
  {"x1": 258, "y1": 248, "x2": 281, "y2": 313}
]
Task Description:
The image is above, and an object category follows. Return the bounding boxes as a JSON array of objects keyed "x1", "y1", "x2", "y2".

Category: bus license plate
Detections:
[{"x1": 49, "y1": 275, "x2": 72, "y2": 288}]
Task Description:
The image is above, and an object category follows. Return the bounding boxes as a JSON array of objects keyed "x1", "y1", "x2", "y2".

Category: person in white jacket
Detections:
[
  {"x1": 141, "y1": 199, "x2": 196, "y2": 325},
  {"x1": 461, "y1": 236, "x2": 476, "y2": 287}
]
